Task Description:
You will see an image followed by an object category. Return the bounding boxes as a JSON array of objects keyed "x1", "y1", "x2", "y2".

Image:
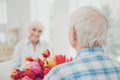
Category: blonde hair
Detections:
[{"x1": 70, "y1": 6, "x2": 108, "y2": 47}]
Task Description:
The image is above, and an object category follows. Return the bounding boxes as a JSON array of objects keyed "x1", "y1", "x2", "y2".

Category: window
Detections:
[
  {"x1": 0, "y1": 0, "x2": 7, "y2": 24},
  {"x1": 0, "y1": 0, "x2": 7, "y2": 44},
  {"x1": 0, "y1": 33, "x2": 5, "y2": 43}
]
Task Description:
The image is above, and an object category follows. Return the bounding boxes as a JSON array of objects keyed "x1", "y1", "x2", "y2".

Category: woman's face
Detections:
[{"x1": 29, "y1": 26, "x2": 42, "y2": 43}]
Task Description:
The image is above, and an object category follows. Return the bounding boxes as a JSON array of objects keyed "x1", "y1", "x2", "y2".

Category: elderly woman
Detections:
[{"x1": 11, "y1": 21, "x2": 49, "y2": 70}]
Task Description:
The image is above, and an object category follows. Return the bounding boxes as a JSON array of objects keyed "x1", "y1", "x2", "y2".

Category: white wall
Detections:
[
  {"x1": 50, "y1": 0, "x2": 70, "y2": 54},
  {"x1": 50, "y1": 0, "x2": 76, "y2": 57},
  {"x1": 7, "y1": 0, "x2": 31, "y2": 40}
]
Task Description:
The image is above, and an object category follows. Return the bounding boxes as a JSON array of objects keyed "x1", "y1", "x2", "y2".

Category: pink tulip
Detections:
[
  {"x1": 36, "y1": 78, "x2": 43, "y2": 80},
  {"x1": 29, "y1": 62, "x2": 42, "y2": 74},
  {"x1": 22, "y1": 76, "x2": 33, "y2": 80},
  {"x1": 66, "y1": 57, "x2": 73, "y2": 62}
]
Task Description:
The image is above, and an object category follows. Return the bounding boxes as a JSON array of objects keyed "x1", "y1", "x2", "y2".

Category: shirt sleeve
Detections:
[{"x1": 11, "y1": 42, "x2": 21, "y2": 70}]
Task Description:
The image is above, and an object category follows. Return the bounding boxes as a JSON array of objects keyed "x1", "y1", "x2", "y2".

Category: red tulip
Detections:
[
  {"x1": 26, "y1": 56, "x2": 34, "y2": 62},
  {"x1": 23, "y1": 69, "x2": 36, "y2": 80},
  {"x1": 42, "y1": 49, "x2": 50, "y2": 58},
  {"x1": 10, "y1": 69, "x2": 23, "y2": 79},
  {"x1": 44, "y1": 65, "x2": 52, "y2": 75},
  {"x1": 55, "y1": 54, "x2": 66, "y2": 65}
]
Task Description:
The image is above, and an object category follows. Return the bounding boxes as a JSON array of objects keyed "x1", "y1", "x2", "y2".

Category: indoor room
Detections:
[{"x1": 0, "y1": 0, "x2": 120, "y2": 80}]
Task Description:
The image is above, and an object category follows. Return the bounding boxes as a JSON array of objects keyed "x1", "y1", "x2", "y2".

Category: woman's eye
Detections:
[
  {"x1": 39, "y1": 30, "x2": 42, "y2": 33},
  {"x1": 32, "y1": 28, "x2": 36, "y2": 31}
]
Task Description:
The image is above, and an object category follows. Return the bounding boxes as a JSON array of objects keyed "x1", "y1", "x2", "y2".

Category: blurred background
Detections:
[{"x1": 0, "y1": 0, "x2": 120, "y2": 79}]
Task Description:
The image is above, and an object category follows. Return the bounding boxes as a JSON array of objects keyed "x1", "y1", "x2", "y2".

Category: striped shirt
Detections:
[{"x1": 44, "y1": 47, "x2": 120, "y2": 80}]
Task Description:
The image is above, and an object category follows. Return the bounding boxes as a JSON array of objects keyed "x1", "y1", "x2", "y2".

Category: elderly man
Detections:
[{"x1": 44, "y1": 6, "x2": 120, "y2": 80}]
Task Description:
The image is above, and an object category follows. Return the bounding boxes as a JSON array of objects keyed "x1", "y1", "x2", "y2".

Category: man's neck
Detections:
[{"x1": 75, "y1": 45, "x2": 86, "y2": 52}]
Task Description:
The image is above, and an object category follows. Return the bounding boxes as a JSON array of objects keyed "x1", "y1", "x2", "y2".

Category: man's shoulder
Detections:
[
  {"x1": 45, "y1": 60, "x2": 88, "y2": 80},
  {"x1": 49, "y1": 59, "x2": 85, "y2": 74},
  {"x1": 57, "y1": 54, "x2": 120, "y2": 71},
  {"x1": 45, "y1": 55, "x2": 120, "y2": 80}
]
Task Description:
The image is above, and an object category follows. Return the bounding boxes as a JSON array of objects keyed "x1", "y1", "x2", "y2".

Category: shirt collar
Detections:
[
  {"x1": 26, "y1": 38, "x2": 41, "y2": 45},
  {"x1": 75, "y1": 47, "x2": 104, "y2": 59}
]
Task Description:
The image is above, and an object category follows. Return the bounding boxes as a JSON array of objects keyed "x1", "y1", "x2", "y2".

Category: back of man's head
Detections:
[{"x1": 70, "y1": 6, "x2": 108, "y2": 47}]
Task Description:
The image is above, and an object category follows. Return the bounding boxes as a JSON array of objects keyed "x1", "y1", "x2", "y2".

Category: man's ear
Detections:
[{"x1": 72, "y1": 27, "x2": 77, "y2": 42}]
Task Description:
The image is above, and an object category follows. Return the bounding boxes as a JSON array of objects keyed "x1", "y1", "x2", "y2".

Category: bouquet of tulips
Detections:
[{"x1": 10, "y1": 49, "x2": 73, "y2": 80}]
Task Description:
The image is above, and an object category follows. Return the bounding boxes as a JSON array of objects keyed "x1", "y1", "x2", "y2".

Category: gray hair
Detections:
[
  {"x1": 29, "y1": 21, "x2": 44, "y2": 32},
  {"x1": 70, "y1": 6, "x2": 108, "y2": 47}
]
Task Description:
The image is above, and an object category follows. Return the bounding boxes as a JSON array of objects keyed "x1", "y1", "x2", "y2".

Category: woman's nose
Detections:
[{"x1": 34, "y1": 31, "x2": 40, "y2": 36}]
